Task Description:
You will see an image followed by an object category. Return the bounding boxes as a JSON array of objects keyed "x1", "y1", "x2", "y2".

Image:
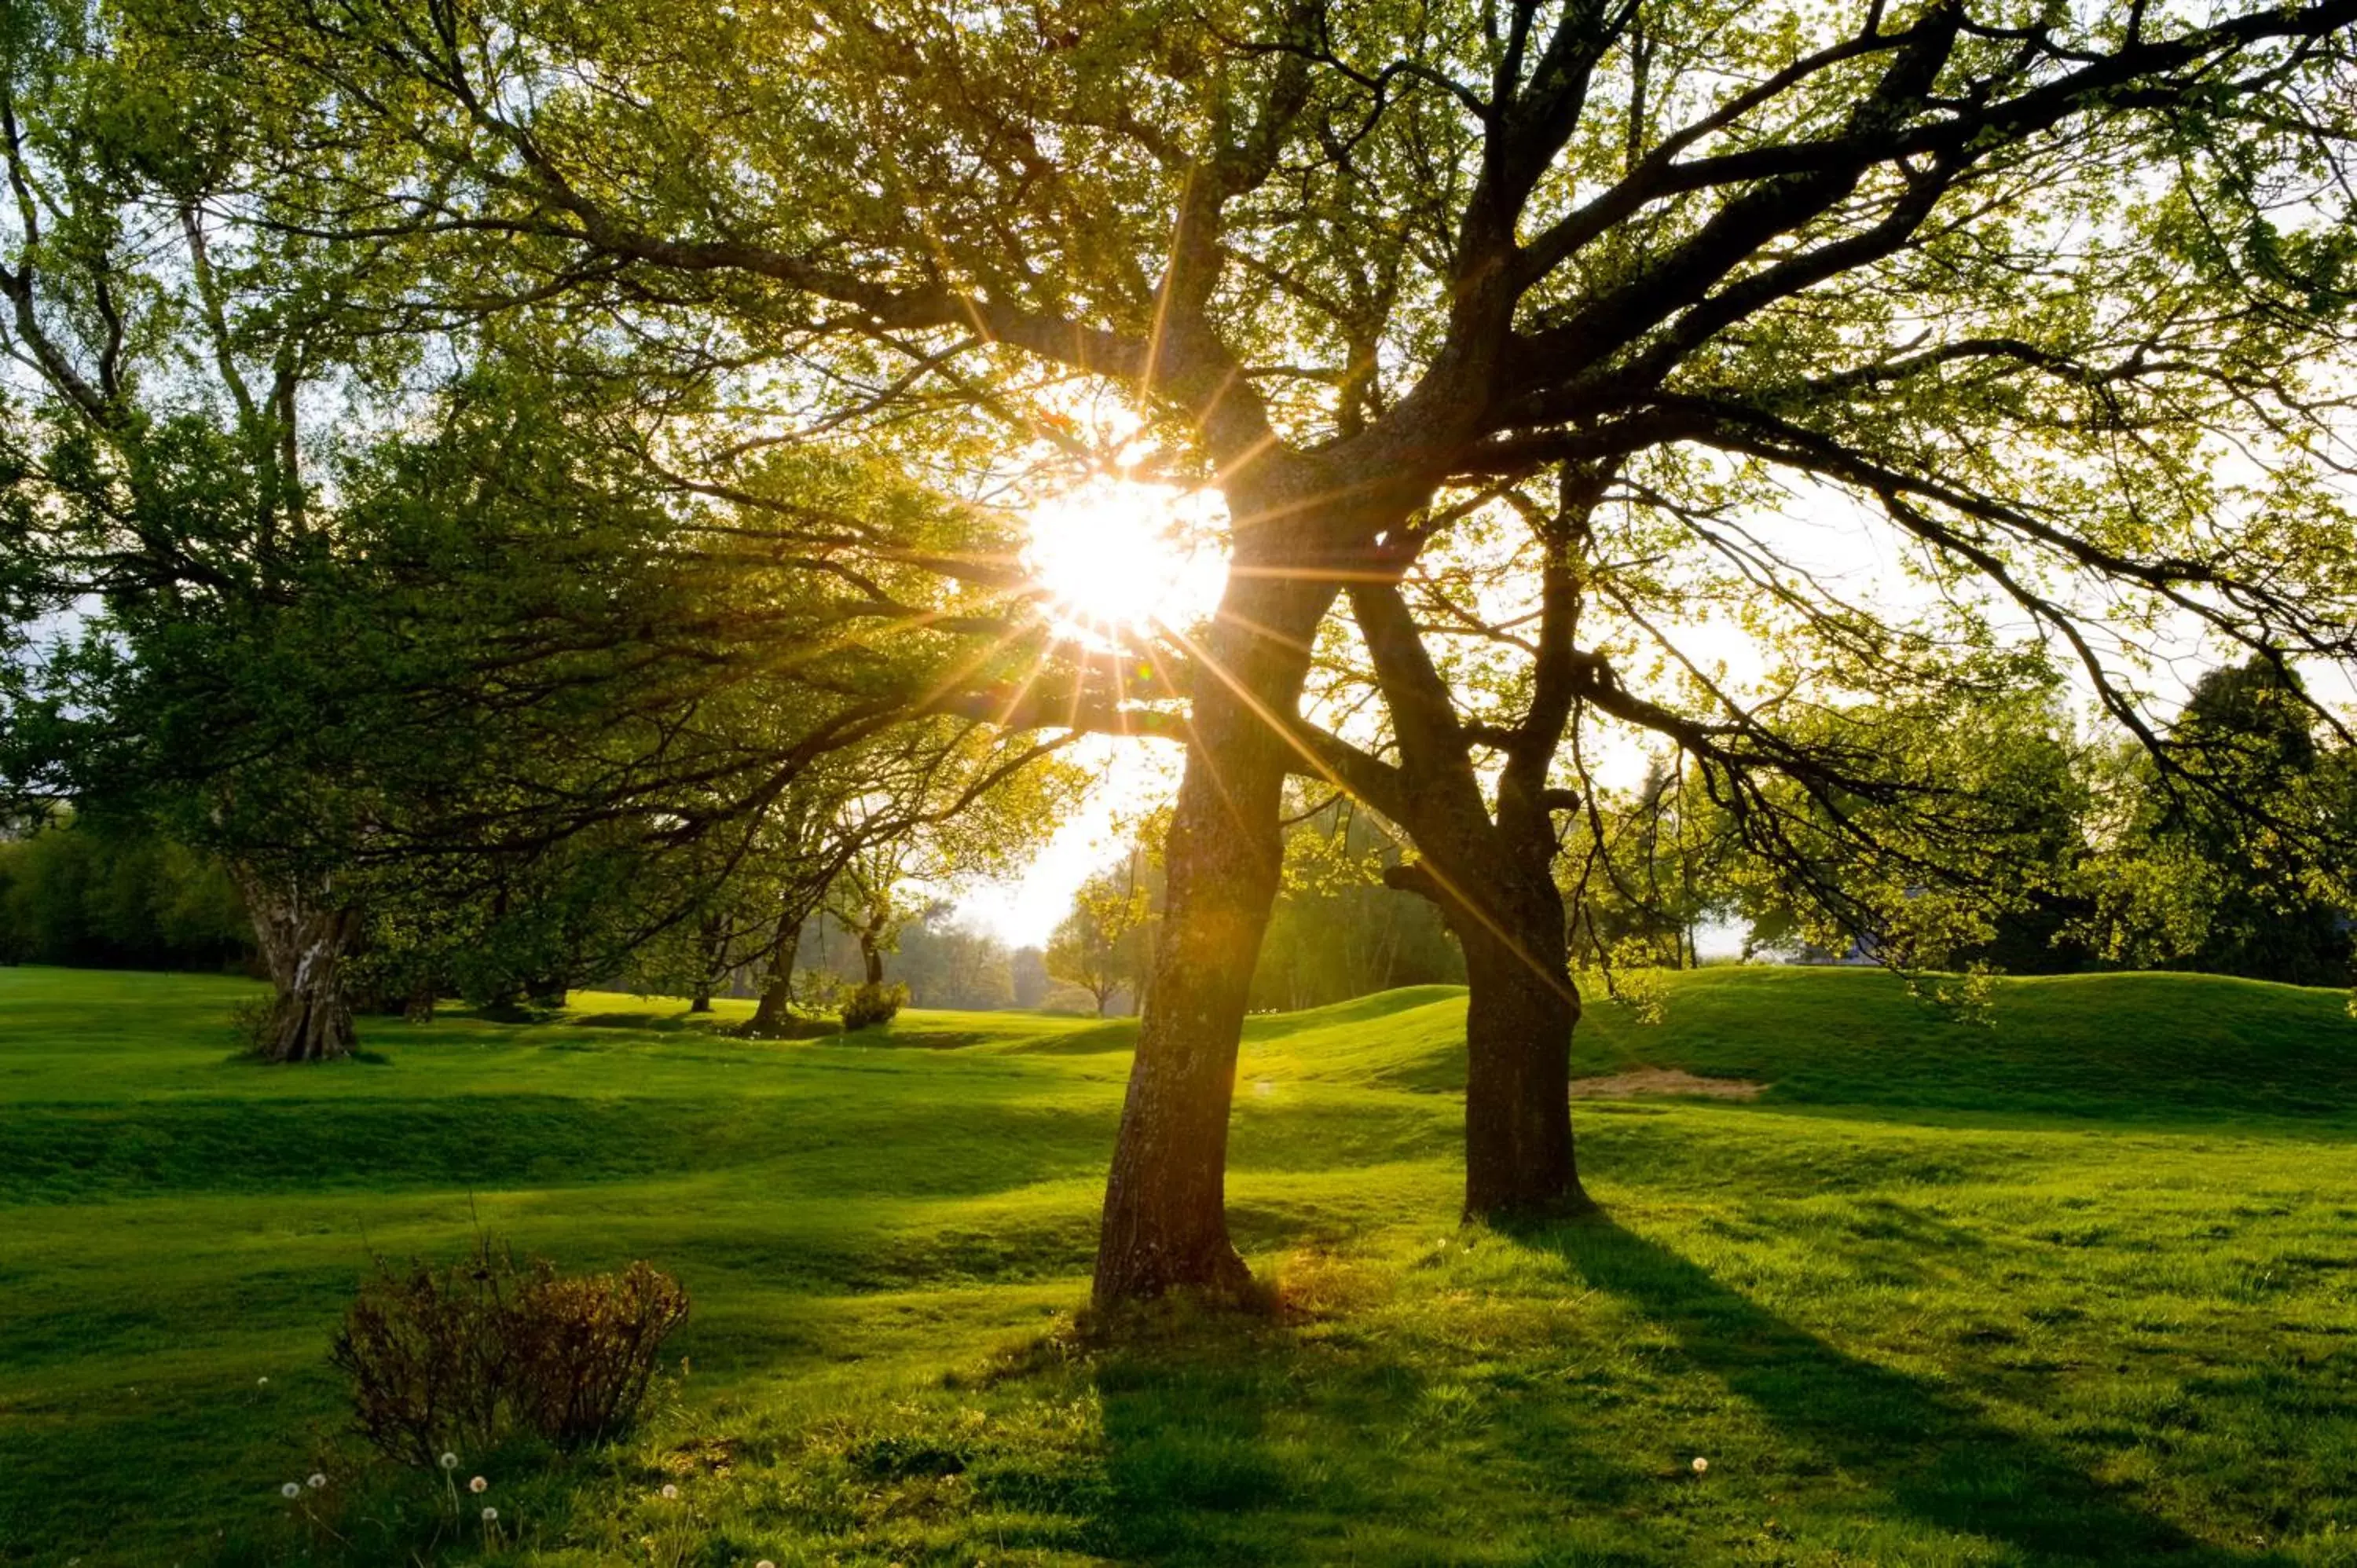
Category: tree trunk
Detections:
[
  {"x1": 239, "y1": 871, "x2": 361, "y2": 1063},
  {"x1": 1457, "y1": 893, "x2": 1588, "y2": 1221},
  {"x1": 1093, "y1": 561, "x2": 1339, "y2": 1307},
  {"x1": 689, "y1": 914, "x2": 720, "y2": 1013},
  {"x1": 859, "y1": 929, "x2": 885, "y2": 987},
  {"x1": 746, "y1": 916, "x2": 801, "y2": 1035}
]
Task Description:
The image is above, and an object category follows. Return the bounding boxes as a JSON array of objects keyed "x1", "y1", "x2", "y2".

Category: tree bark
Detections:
[
  {"x1": 237, "y1": 870, "x2": 361, "y2": 1063},
  {"x1": 746, "y1": 914, "x2": 801, "y2": 1035},
  {"x1": 1093, "y1": 550, "x2": 1342, "y2": 1306},
  {"x1": 1343, "y1": 497, "x2": 1608, "y2": 1221},
  {"x1": 689, "y1": 914, "x2": 720, "y2": 1013},
  {"x1": 1456, "y1": 884, "x2": 1588, "y2": 1220}
]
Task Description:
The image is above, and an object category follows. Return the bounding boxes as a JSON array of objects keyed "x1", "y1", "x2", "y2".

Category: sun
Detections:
[{"x1": 1023, "y1": 474, "x2": 1226, "y2": 641}]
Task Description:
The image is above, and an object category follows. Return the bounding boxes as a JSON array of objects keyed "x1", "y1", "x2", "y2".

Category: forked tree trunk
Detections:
[
  {"x1": 1340, "y1": 470, "x2": 1614, "y2": 1227},
  {"x1": 1093, "y1": 562, "x2": 1340, "y2": 1306},
  {"x1": 238, "y1": 871, "x2": 361, "y2": 1063}
]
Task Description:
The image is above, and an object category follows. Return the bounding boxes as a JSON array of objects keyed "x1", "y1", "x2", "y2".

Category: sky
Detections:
[{"x1": 954, "y1": 737, "x2": 1185, "y2": 948}]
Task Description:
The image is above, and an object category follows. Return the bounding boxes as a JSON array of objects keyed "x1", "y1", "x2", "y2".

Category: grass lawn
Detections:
[{"x1": 5, "y1": 963, "x2": 2357, "y2": 1566}]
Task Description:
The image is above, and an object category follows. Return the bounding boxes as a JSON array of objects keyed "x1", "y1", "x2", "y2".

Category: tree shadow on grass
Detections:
[
  {"x1": 1073, "y1": 1299, "x2": 1658, "y2": 1566},
  {"x1": 218, "y1": 1046, "x2": 394, "y2": 1067},
  {"x1": 565, "y1": 1009, "x2": 705, "y2": 1031},
  {"x1": 1532, "y1": 1215, "x2": 2281, "y2": 1565}
]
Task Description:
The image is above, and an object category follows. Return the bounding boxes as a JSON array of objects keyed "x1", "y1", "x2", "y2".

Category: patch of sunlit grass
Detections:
[{"x1": 6, "y1": 965, "x2": 2357, "y2": 1564}]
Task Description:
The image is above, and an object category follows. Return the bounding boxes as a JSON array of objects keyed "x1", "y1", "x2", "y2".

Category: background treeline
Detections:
[
  {"x1": 0, "y1": 817, "x2": 251, "y2": 972},
  {"x1": 1018, "y1": 800, "x2": 1467, "y2": 1017},
  {"x1": 13, "y1": 661, "x2": 2350, "y2": 1001},
  {"x1": 720, "y1": 800, "x2": 1469, "y2": 1019},
  {"x1": 1593, "y1": 662, "x2": 2357, "y2": 988}
]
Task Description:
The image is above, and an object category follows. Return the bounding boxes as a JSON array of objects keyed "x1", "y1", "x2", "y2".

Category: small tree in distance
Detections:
[{"x1": 1047, "y1": 849, "x2": 1157, "y2": 1017}]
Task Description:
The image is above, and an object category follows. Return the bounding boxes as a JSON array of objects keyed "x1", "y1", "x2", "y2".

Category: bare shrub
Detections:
[
  {"x1": 227, "y1": 994, "x2": 278, "y2": 1055},
  {"x1": 330, "y1": 1239, "x2": 688, "y2": 1464},
  {"x1": 506, "y1": 1259, "x2": 690, "y2": 1449}
]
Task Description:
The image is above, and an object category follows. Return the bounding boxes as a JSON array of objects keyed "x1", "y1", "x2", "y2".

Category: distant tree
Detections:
[
  {"x1": 1251, "y1": 796, "x2": 1464, "y2": 1011},
  {"x1": 894, "y1": 907, "x2": 1019, "y2": 1010},
  {"x1": 2076, "y1": 661, "x2": 2355, "y2": 985},
  {"x1": 1010, "y1": 946, "x2": 1051, "y2": 1009},
  {"x1": 577, "y1": 716, "x2": 1074, "y2": 1030},
  {"x1": 798, "y1": 736, "x2": 1079, "y2": 1017},
  {"x1": 1048, "y1": 849, "x2": 1157, "y2": 1017}
]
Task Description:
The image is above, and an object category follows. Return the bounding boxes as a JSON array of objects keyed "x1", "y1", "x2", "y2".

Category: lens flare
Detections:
[{"x1": 1023, "y1": 475, "x2": 1223, "y2": 641}]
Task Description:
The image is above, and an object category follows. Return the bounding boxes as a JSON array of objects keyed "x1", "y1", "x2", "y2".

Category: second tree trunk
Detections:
[
  {"x1": 1457, "y1": 906, "x2": 1587, "y2": 1220},
  {"x1": 240, "y1": 873, "x2": 362, "y2": 1064}
]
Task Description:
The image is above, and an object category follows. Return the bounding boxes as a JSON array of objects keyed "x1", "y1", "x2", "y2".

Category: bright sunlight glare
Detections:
[{"x1": 1023, "y1": 474, "x2": 1227, "y2": 641}]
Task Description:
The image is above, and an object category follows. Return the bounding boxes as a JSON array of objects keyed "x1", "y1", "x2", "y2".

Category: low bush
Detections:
[
  {"x1": 227, "y1": 995, "x2": 279, "y2": 1054},
  {"x1": 330, "y1": 1238, "x2": 689, "y2": 1465},
  {"x1": 840, "y1": 980, "x2": 907, "y2": 1031}
]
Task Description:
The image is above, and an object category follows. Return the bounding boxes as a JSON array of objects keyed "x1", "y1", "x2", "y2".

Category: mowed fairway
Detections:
[{"x1": 5, "y1": 966, "x2": 2357, "y2": 1566}]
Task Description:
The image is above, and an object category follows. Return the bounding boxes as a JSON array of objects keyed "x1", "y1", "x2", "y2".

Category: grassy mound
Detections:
[
  {"x1": 3, "y1": 963, "x2": 2355, "y2": 1565},
  {"x1": 1219, "y1": 967, "x2": 2357, "y2": 1120}
]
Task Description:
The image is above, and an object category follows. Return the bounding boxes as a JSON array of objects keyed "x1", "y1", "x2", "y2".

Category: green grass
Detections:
[{"x1": 5, "y1": 964, "x2": 2357, "y2": 1566}]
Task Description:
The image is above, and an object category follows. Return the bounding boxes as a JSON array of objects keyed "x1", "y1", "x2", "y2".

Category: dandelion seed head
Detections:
[
  {"x1": 307, "y1": 1473, "x2": 326, "y2": 1490},
  {"x1": 482, "y1": 1506, "x2": 497, "y2": 1523},
  {"x1": 280, "y1": 1482, "x2": 301, "y2": 1499},
  {"x1": 256, "y1": 1376, "x2": 269, "y2": 1387},
  {"x1": 439, "y1": 1451, "x2": 459, "y2": 1470},
  {"x1": 1692, "y1": 1456, "x2": 1710, "y2": 1474},
  {"x1": 660, "y1": 1482, "x2": 680, "y2": 1500},
  {"x1": 470, "y1": 1475, "x2": 488, "y2": 1493}
]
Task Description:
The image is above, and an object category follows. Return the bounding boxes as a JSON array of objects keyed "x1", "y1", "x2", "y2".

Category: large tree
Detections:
[
  {"x1": 0, "y1": 0, "x2": 421, "y2": 1057},
  {"x1": 0, "y1": 11, "x2": 1046, "y2": 1059},
  {"x1": 152, "y1": 0, "x2": 2357, "y2": 1294}
]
